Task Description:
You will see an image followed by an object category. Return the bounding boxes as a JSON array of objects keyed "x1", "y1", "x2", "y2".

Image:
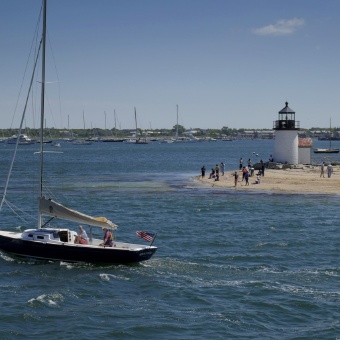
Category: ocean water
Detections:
[{"x1": 0, "y1": 139, "x2": 339, "y2": 339}]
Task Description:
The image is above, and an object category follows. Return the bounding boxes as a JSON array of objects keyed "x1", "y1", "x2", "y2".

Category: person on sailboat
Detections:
[
  {"x1": 74, "y1": 225, "x2": 89, "y2": 244},
  {"x1": 99, "y1": 228, "x2": 114, "y2": 247}
]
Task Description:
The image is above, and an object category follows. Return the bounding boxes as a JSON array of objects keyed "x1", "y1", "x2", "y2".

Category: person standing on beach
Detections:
[
  {"x1": 233, "y1": 171, "x2": 239, "y2": 187},
  {"x1": 244, "y1": 170, "x2": 249, "y2": 186},
  {"x1": 250, "y1": 166, "x2": 255, "y2": 177},
  {"x1": 260, "y1": 159, "x2": 265, "y2": 177},
  {"x1": 327, "y1": 163, "x2": 333, "y2": 178},
  {"x1": 201, "y1": 166, "x2": 206, "y2": 178},
  {"x1": 220, "y1": 162, "x2": 225, "y2": 176},
  {"x1": 215, "y1": 164, "x2": 219, "y2": 176},
  {"x1": 320, "y1": 162, "x2": 325, "y2": 178},
  {"x1": 242, "y1": 167, "x2": 247, "y2": 181},
  {"x1": 239, "y1": 158, "x2": 243, "y2": 170}
]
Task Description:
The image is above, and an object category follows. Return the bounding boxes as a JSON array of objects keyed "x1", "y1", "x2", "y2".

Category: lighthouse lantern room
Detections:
[{"x1": 273, "y1": 102, "x2": 300, "y2": 164}]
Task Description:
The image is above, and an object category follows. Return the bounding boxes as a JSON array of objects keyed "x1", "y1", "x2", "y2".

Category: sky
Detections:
[{"x1": 1, "y1": 0, "x2": 340, "y2": 131}]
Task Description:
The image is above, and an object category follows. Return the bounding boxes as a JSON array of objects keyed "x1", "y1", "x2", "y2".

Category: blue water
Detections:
[{"x1": 0, "y1": 139, "x2": 339, "y2": 339}]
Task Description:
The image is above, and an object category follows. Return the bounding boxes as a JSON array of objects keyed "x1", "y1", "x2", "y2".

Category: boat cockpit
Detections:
[{"x1": 21, "y1": 228, "x2": 77, "y2": 243}]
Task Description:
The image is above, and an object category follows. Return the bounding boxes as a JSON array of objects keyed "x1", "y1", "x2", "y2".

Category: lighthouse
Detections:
[{"x1": 273, "y1": 102, "x2": 300, "y2": 164}]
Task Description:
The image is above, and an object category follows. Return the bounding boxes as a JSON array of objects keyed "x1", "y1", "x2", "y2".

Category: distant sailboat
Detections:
[
  {"x1": 134, "y1": 107, "x2": 148, "y2": 144},
  {"x1": 102, "y1": 110, "x2": 125, "y2": 142},
  {"x1": 160, "y1": 105, "x2": 179, "y2": 144},
  {"x1": 73, "y1": 111, "x2": 92, "y2": 145},
  {"x1": 314, "y1": 119, "x2": 339, "y2": 153},
  {"x1": 65, "y1": 114, "x2": 76, "y2": 142},
  {"x1": 173, "y1": 105, "x2": 198, "y2": 143}
]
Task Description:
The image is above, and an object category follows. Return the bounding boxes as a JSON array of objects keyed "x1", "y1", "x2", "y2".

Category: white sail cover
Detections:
[{"x1": 39, "y1": 196, "x2": 116, "y2": 229}]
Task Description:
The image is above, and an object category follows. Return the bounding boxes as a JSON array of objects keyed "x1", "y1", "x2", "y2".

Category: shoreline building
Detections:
[
  {"x1": 298, "y1": 137, "x2": 313, "y2": 164},
  {"x1": 273, "y1": 102, "x2": 300, "y2": 164}
]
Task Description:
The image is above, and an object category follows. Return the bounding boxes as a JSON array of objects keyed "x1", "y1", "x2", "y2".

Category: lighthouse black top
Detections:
[{"x1": 273, "y1": 102, "x2": 300, "y2": 130}]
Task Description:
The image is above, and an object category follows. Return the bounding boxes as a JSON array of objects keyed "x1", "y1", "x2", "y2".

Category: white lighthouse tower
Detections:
[{"x1": 273, "y1": 102, "x2": 300, "y2": 164}]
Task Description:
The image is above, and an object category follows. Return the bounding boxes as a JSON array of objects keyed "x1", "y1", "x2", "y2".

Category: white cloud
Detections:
[{"x1": 252, "y1": 18, "x2": 305, "y2": 36}]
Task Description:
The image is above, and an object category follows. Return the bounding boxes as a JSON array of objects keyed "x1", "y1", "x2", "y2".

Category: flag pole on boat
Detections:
[{"x1": 150, "y1": 233, "x2": 157, "y2": 247}]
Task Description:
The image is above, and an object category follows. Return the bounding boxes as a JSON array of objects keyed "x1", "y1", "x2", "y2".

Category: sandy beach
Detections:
[{"x1": 196, "y1": 165, "x2": 340, "y2": 195}]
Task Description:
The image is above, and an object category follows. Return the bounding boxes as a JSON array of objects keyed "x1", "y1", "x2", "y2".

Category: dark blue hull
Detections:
[{"x1": 0, "y1": 235, "x2": 157, "y2": 264}]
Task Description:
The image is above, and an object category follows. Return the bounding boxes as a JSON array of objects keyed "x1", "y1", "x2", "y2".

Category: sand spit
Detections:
[{"x1": 196, "y1": 165, "x2": 340, "y2": 195}]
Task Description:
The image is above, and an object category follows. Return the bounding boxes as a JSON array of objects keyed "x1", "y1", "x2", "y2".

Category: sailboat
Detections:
[
  {"x1": 173, "y1": 105, "x2": 198, "y2": 143},
  {"x1": 134, "y1": 107, "x2": 148, "y2": 144},
  {"x1": 161, "y1": 105, "x2": 179, "y2": 144},
  {"x1": 0, "y1": 0, "x2": 157, "y2": 264},
  {"x1": 102, "y1": 110, "x2": 125, "y2": 142},
  {"x1": 73, "y1": 111, "x2": 92, "y2": 145},
  {"x1": 314, "y1": 119, "x2": 339, "y2": 153}
]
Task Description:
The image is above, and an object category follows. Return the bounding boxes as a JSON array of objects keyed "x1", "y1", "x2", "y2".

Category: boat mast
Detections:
[
  {"x1": 176, "y1": 104, "x2": 179, "y2": 140},
  {"x1": 38, "y1": 0, "x2": 47, "y2": 228},
  {"x1": 134, "y1": 107, "x2": 138, "y2": 142},
  {"x1": 114, "y1": 109, "x2": 117, "y2": 138},
  {"x1": 329, "y1": 118, "x2": 332, "y2": 149}
]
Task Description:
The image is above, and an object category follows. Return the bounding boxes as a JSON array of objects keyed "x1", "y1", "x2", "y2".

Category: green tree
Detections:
[
  {"x1": 173, "y1": 124, "x2": 185, "y2": 135},
  {"x1": 221, "y1": 126, "x2": 229, "y2": 134}
]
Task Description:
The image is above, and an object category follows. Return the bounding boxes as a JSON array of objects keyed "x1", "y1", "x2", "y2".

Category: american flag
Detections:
[{"x1": 136, "y1": 231, "x2": 155, "y2": 242}]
